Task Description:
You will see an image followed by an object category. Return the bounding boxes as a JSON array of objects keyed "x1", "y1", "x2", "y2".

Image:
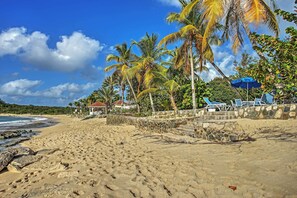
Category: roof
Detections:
[
  {"x1": 113, "y1": 100, "x2": 126, "y2": 105},
  {"x1": 89, "y1": 101, "x2": 106, "y2": 107}
]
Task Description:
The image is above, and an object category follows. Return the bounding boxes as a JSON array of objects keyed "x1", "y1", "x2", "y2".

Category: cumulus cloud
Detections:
[
  {"x1": 0, "y1": 79, "x2": 41, "y2": 96},
  {"x1": 0, "y1": 79, "x2": 97, "y2": 99},
  {"x1": 200, "y1": 54, "x2": 235, "y2": 82},
  {"x1": 0, "y1": 27, "x2": 103, "y2": 72},
  {"x1": 157, "y1": 0, "x2": 181, "y2": 7}
]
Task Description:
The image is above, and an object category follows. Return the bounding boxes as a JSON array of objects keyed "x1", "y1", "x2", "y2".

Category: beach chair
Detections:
[
  {"x1": 203, "y1": 97, "x2": 227, "y2": 111},
  {"x1": 253, "y1": 98, "x2": 266, "y2": 106},
  {"x1": 234, "y1": 99, "x2": 243, "y2": 108},
  {"x1": 262, "y1": 93, "x2": 276, "y2": 105},
  {"x1": 230, "y1": 100, "x2": 237, "y2": 110}
]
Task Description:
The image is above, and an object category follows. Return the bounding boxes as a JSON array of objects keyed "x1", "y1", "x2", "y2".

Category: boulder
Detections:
[
  {"x1": 0, "y1": 149, "x2": 17, "y2": 172},
  {"x1": 7, "y1": 155, "x2": 42, "y2": 172}
]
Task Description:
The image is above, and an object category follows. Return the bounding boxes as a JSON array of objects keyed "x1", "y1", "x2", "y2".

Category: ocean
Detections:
[
  {"x1": 0, "y1": 116, "x2": 47, "y2": 132},
  {"x1": 0, "y1": 116, "x2": 50, "y2": 151}
]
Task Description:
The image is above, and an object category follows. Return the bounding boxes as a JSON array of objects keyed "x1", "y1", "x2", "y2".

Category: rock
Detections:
[
  {"x1": 36, "y1": 148, "x2": 59, "y2": 155},
  {"x1": 274, "y1": 109, "x2": 283, "y2": 119},
  {"x1": 12, "y1": 147, "x2": 35, "y2": 157},
  {"x1": 289, "y1": 112, "x2": 296, "y2": 118},
  {"x1": 0, "y1": 149, "x2": 17, "y2": 172},
  {"x1": 57, "y1": 171, "x2": 79, "y2": 178},
  {"x1": 8, "y1": 155, "x2": 42, "y2": 172}
]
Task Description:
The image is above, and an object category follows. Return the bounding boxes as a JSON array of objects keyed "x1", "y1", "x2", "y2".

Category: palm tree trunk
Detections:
[
  {"x1": 169, "y1": 94, "x2": 178, "y2": 113},
  {"x1": 209, "y1": 61, "x2": 244, "y2": 99},
  {"x1": 189, "y1": 44, "x2": 197, "y2": 112},
  {"x1": 240, "y1": 17, "x2": 268, "y2": 61},
  {"x1": 127, "y1": 78, "x2": 140, "y2": 113},
  {"x1": 121, "y1": 87, "x2": 124, "y2": 113},
  {"x1": 149, "y1": 92, "x2": 156, "y2": 114}
]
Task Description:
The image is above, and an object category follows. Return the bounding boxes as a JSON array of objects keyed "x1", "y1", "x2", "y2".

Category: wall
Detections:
[{"x1": 152, "y1": 104, "x2": 297, "y2": 120}]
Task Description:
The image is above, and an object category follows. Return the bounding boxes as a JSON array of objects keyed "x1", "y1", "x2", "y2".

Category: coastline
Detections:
[{"x1": 0, "y1": 115, "x2": 296, "y2": 197}]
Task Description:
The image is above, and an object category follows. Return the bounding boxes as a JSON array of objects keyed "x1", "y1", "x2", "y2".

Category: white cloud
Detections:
[
  {"x1": 0, "y1": 27, "x2": 103, "y2": 72},
  {"x1": 0, "y1": 79, "x2": 41, "y2": 96},
  {"x1": 200, "y1": 55, "x2": 235, "y2": 82},
  {"x1": 0, "y1": 79, "x2": 97, "y2": 99},
  {"x1": 157, "y1": 0, "x2": 181, "y2": 7}
]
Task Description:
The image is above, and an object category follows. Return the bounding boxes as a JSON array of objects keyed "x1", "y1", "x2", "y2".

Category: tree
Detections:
[
  {"x1": 159, "y1": 0, "x2": 222, "y2": 111},
  {"x1": 138, "y1": 66, "x2": 180, "y2": 113},
  {"x1": 97, "y1": 86, "x2": 118, "y2": 112},
  {"x1": 131, "y1": 33, "x2": 166, "y2": 113},
  {"x1": 248, "y1": 8, "x2": 297, "y2": 102},
  {"x1": 105, "y1": 43, "x2": 140, "y2": 113},
  {"x1": 180, "y1": 0, "x2": 279, "y2": 58}
]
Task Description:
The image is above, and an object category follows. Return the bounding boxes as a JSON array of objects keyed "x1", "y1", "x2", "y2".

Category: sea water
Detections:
[
  {"x1": 0, "y1": 116, "x2": 48, "y2": 151},
  {"x1": 0, "y1": 116, "x2": 48, "y2": 132}
]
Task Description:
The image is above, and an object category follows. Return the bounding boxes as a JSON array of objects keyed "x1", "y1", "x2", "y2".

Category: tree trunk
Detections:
[
  {"x1": 121, "y1": 87, "x2": 124, "y2": 113},
  {"x1": 127, "y1": 78, "x2": 140, "y2": 113},
  {"x1": 189, "y1": 44, "x2": 197, "y2": 112},
  {"x1": 169, "y1": 94, "x2": 178, "y2": 113},
  {"x1": 149, "y1": 92, "x2": 155, "y2": 114},
  {"x1": 240, "y1": 17, "x2": 268, "y2": 61},
  {"x1": 209, "y1": 61, "x2": 244, "y2": 99}
]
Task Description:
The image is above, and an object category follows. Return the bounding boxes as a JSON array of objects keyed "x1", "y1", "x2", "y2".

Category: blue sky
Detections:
[{"x1": 0, "y1": 0, "x2": 295, "y2": 106}]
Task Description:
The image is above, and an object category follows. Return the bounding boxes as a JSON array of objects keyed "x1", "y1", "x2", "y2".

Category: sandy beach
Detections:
[{"x1": 0, "y1": 115, "x2": 297, "y2": 197}]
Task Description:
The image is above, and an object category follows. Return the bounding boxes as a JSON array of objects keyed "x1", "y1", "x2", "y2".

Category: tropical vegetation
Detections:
[{"x1": 81, "y1": 1, "x2": 296, "y2": 115}]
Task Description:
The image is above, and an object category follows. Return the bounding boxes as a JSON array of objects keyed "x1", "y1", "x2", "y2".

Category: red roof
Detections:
[
  {"x1": 89, "y1": 101, "x2": 106, "y2": 107},
  {"x1": 113, "y1": 100, "x2": 126, "y2": 105}
]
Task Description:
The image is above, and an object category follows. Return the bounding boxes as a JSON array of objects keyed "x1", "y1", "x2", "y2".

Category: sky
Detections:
[{"x1": 0, "y1": 0, "x2": 295, "y2": 106}]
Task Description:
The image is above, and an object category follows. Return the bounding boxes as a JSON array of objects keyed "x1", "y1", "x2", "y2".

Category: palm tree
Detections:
[
  {"x1": 130, "y1": 33, "x2": 166, "y2": 113},
  {"x1": 180, "y1": 0, "x2": 279, "y2": 57},
  {"x1": 138, "y1": 66, "x2": 180, "y2": 113},
  {"x1": 97, "y1": 86, "x2": 118, "y2": 112},
  {"x1": 105, "y1": 43, "x2": 140, "y2": 113},
  {"x1": 159, "y1": 1, "x2": 218, "y2": 112}
]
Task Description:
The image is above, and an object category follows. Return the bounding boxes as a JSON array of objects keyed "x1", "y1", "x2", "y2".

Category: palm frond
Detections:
[
  {"x1": 180, "y1": 0, "x2": 200, "y2": 20},
  {"x1": 137, "y1": 88, "x2": 158, "y2": 98},
  {"x1": 158, "y1": 32, "x2": 181, "y2": 47},
  {"x1": 202, "y1": 0, "x2": 224, "y2": 50}
]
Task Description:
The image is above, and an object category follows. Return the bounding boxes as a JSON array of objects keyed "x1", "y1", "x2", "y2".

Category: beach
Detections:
[{"x1": 0, "y1": 115, "x2": 297, "y2": 197}]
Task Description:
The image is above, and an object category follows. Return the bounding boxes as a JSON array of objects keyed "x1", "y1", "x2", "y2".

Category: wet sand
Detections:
[{"x1": 0, "y1": 115, "x2": 296, "y2": 197}]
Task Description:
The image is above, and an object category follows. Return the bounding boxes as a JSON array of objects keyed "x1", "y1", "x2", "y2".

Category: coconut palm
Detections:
[
  {"x1": 138, "y1": 66, "x2": 180, "y2": 113},
  {"x1": 130, "y1": 33, "x2": 166, "y2": 113},
  {"x1": 105, "y1": 43, "x2": 140, "y2": 113},
  {"x1": 180, "y1": 0, "x2": 279, "y2": 56},
  {"x1": 97, "y1": 86, "x2": 118, "y2": 112},
  {"x1": 159, "y1": 1, "x2": 219, "y2": 111}
]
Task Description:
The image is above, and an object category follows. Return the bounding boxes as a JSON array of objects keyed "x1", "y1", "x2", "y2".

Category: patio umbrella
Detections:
[{"x1": 231, "y1": 77, "x2": 261, "y2": 101}]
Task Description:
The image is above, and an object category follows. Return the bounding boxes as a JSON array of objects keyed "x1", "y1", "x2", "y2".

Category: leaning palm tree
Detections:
[
  {"x1": 130, "y1": 33, "x2": 167, "y2": 113},
  {"x1": 180, "y1": 0, "x2": 279, "y2": 56},
  {"x1": 105, "y1": 43, "x2": 140, "y2": 113}
]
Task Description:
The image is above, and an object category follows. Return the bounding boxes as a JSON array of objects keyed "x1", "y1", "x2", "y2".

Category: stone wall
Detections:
[
  {"x1": 106, "y1": 115, "x2": 189, "y2": 133},
  {"x1": 152, "y1": 104, "x2": 297, "y2": 120},
  {"x1": 193, "y1": 120, "x2": 250, "y2": 142}
]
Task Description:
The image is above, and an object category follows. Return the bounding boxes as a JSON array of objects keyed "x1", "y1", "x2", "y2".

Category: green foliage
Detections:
[
  {"x1": 248, "y1": 8, "x2": 297, "y2": 101},
  {"x1": 176, "y1": 78, "x2": 212, "y2": 109},
  {"x1": 0, "y1": 101, "x2": 68, "y2": 115}
]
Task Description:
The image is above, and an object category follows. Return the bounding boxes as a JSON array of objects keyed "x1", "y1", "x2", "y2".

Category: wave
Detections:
[{"x1": 0, "y1": 116, "x2": 48, "y2": 127}]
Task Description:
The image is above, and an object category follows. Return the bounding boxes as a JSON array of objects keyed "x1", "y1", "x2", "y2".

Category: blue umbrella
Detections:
[{"x1": 231, "y1": 77, "x2": 261, "y2": 101}]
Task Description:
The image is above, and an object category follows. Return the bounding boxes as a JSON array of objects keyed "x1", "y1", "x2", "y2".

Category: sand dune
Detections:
[{"x1": 0, "y1": 116, "x2": 296, "y2": 197}]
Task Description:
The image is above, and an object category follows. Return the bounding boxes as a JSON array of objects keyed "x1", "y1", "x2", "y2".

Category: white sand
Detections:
[{"x1": 0, "y1": 115, "x2": 296, "y2": 197}]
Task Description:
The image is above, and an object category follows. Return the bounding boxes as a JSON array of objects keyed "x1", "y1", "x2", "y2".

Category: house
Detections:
[{"x1": 88, "y1": 101, "x2": 106, "y2": 115}]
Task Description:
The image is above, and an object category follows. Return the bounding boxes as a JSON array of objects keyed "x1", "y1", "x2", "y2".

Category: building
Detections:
[{"x1": 88, "y1": 101, "x2": 106, "y2": 115}]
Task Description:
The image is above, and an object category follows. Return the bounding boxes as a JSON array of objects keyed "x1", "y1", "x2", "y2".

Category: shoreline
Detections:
[{"x1": 0, "y1": 115, "x2": 296, "y2": 197}]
